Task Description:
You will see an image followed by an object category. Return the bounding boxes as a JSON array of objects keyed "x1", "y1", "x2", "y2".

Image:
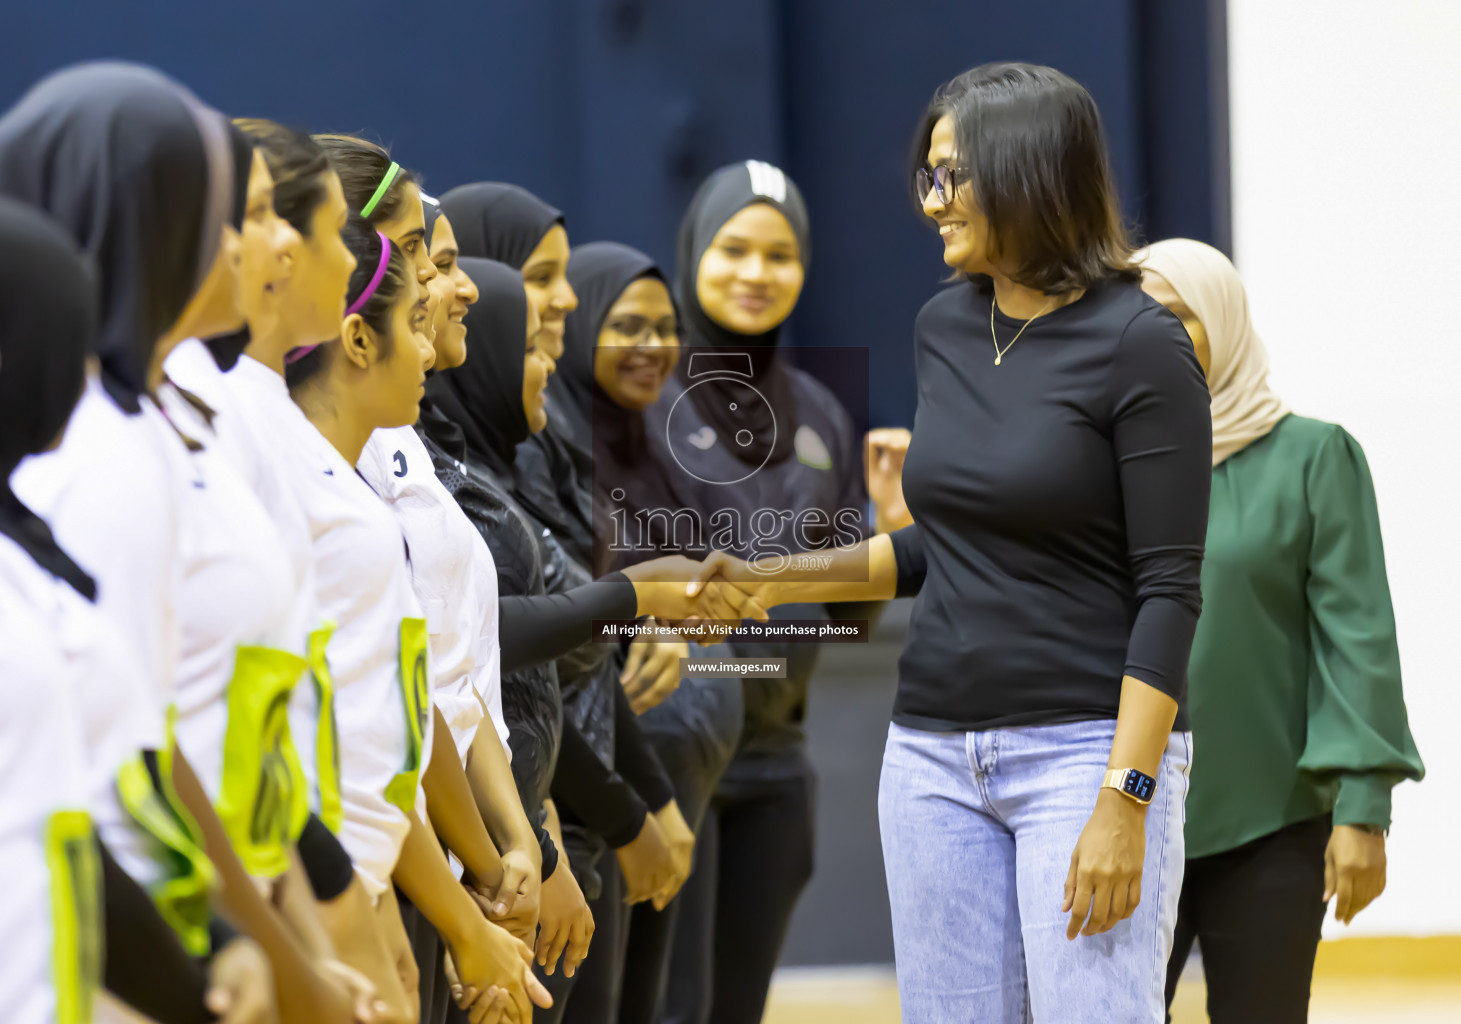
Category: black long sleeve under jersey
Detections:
[{"x1": 498, "y1": 576, "x2": 637, "y2": 677}]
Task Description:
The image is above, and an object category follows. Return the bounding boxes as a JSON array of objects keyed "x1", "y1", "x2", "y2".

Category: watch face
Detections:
[
  {"x1": 1123, "y1": 771, "x2": 1156, "y2": 802},
  {"x1": 665, "y1": 352, "x2": 779, "y2": 486}
]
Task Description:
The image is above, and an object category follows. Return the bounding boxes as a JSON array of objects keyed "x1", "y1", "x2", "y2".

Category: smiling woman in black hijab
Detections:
[
  {"x1": 423, "y1": 255, "x2": 667, "y2": 1024},
  {"x1": 648, "y1": 159, "x2": 876, "y2": 1024},
  {"x1": 553, "y1": 240, "x2": 751, "y2": 1024},
  {"x1": 424, "y1": 258, "x2": 532, "y2": 468},
  {"x1": 672, "y1": 160, "x2": 811, "y2": 470},
  {"x1": 438, "y1": 186, "x2": 721, "y2": 1024}
]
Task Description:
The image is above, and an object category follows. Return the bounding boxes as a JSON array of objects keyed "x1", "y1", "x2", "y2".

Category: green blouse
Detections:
[{"x1": 1184, "y1": 414, "x2": 1424, "y2": 859}]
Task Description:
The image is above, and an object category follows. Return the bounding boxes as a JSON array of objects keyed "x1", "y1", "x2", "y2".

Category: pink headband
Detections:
[
  {"x1": 285, "y1": 231, "x2": 393, "y2": 365},
  {"x1": 346, "y1": 232, "x2": 393, "y2": 317}
]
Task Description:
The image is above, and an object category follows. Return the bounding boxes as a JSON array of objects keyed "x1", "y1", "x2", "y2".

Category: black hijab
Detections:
[
  {"x1": 0, "y1": 197, "x2": 100, "y2": 598},
  {"x1": 555, "y1": 241, "x2": 667, "y2": 462},
  {"x1": 439, "y1": 182, "x2": 563, "y2": 269},
  {"x1": 556, "y1": 242, "x2": 701, "y2": 569},
  {"x1": 437, "y1": 182, "x2": 600, "y2": 550},
  {"x1": 0, "y1": 62, "x2": 240, "y2": 414},
  {"x1": 674, "y1": 160, "x2": 811, "y2": 467},
  {"x1": 422, "y1": 256, "x2": 532, "y2": 476}
]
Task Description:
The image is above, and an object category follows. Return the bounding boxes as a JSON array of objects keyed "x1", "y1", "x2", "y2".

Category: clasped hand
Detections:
[{"x1": 622, "y1": 551, "x2": 771, "y2": 639}]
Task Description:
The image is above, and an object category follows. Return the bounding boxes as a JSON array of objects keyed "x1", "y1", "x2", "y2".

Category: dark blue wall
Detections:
[{"x1": 2, "y1": 0, "x2": 1227, "y2": 432}]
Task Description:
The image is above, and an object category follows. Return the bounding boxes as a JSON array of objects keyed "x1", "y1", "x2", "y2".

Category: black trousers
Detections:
[
  {"x1": 661, "y1": 769, "x2": 816, "y2": 1024},
  {"x1": 397, "y1": 886, "x2": 453, "y2": 1024},
  {"x1": 617, "y1": 720, "x2": 738, "y2": 1024},
  {"x1": 558, "y1": 856, "x2": 631, "y2": 1024},
  {"x1": 514, "y1": 836, "x2": 610, "y2": 1024},
  {"x1": 1164, "y1": 814, "x2": 1332, "y2": 1024}
]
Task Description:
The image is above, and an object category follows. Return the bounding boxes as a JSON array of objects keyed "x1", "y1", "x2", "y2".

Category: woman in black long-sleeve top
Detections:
[
  {"x1": 436, "y1": 187, "x2": 708, "y2": 1019},
  {"x1": 706, "y1": 64, "x2": 1211, "y2": 1024},
  {"x1": 554, "y1": 241, "x2": 748, "y2": 1024},
  {"x1": 649, "y1": 161, "x2": 875, "y2": 1024},
  {"x1": 421, "y1": 258, "x2": 747, "y2": 1022}
]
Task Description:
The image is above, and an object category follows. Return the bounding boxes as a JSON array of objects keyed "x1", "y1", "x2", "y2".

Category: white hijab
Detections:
[{"x1": 1135, "y1": 238, "x2": 1290, "y2": 466}]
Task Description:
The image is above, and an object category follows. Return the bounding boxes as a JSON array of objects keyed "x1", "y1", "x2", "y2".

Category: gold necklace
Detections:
[{"x1": 990, "y1": 296, "x2": 1055, "y2": 365}]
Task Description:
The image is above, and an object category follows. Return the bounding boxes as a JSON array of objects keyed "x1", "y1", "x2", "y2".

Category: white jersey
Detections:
[
  {"x1": 276, "y1": 408, "x2": 432, "y2": 897},
  {"x1": 156, "y1": 367, "x2": 315, "y2": 880},
  {"x1": 0, "y1": 538, "x2": 101, "y2": 1024},
  {"x1": 166, "y1": 341, "x2": 334, "y2": 828},
  {"x1": 12, "y1": 378, "x2": 179, "y2": 741},
  {"x1": 11, "y1": 379, "x2": 192, "y2": 892},
  {"x1": 359, "y1": 425, "x2": 509, "y2": 762}
]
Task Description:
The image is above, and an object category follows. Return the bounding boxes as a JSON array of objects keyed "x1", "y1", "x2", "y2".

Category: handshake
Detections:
[{"x1": 618, "y1": 551, "x2": 775, "y2": 638}]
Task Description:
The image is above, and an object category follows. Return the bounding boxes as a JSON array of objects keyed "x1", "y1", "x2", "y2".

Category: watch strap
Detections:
[{"x1": 1101, "y1": 767, "x2": 1156, "y2": 805}]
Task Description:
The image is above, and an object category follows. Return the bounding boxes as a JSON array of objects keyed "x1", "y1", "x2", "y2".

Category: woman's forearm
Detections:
[
  {"x1": 467, "y1": 722, "x2": 540, "y2": 863},
  {"x1": 275, "y1": 852, "x2": 336, "y2": 962},
  {"x1": 392, "y1": 807, "x2": 486, "y2": 950},
  {"x1": 423, "y1": 707, "x2": 505, "y2": 889},
  {"x1": 1108, "y1": 676, "x2": 1180, "y2": 779},
  {"x1": 312, "y1": 875, "x2": 415, "y2": 1024},
  {"x1": 543, "y1": 799, "x2": 567, "y2": 855},
  {"x1": 498, "y1": 577, "x2": 638, "y2": 675},
  {"x1": 717, "y1": 534, "x2": 899, "y2": 607},
  {"x1": 169, "y1": 748, "x2": 327, "y2": 1015}
]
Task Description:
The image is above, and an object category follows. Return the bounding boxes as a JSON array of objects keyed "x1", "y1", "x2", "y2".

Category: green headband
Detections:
[{"x1": 359, "y1": 160, "x2": 402, "y2": 218}]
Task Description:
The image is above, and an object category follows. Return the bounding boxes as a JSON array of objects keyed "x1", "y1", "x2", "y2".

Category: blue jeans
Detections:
[{"x1": 878, "y1": 719, "x2": 1192, "y2": 1024}]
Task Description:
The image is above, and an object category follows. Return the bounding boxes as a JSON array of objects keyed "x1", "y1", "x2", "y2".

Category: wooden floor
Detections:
[{"x1": 762, "y1": 968, "x2": 1461, "y2": 1023}]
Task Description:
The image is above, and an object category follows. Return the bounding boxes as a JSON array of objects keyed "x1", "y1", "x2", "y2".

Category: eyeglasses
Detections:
[
  {"x1": 605, "y1": 316, "x2": 680, "y2": 346},
  {"x1": 915, "y1": 164, "x2": 962, "y2": 205}
]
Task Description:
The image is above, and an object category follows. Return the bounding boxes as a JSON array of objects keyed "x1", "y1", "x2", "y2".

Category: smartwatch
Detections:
[{"x1": 1102, "y1": 768, "x2": 1156, "y2": 805}]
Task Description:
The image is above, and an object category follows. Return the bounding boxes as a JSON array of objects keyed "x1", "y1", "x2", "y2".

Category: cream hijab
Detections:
[{"x1": 1136, "y1": 238, "x2": 1290, "y2": 466}]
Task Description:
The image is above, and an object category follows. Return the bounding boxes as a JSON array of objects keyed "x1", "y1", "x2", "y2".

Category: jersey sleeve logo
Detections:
[{"x1": 393, "y1": 451, "x2": 408, "y2": 478}]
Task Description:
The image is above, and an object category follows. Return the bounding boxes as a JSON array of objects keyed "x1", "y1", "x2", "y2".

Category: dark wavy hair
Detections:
[
  {"x1": 910, "y1": 62, "x2": 1138, "y2": 293},
  {"x1": 312, "y1": 133, "x2": 417, "y2": 226},
  {"x1": 207, "y1": 120, "x2": 335, "y2": 370},
  {"x1": 285, "y1": 215, "x2": 409, "y2": 389}
]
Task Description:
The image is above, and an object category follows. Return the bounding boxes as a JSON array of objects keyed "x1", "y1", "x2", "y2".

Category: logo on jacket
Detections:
[
  {"x1": 393, "y1": 451, "x2": 408, "y2": 478},
  {"x1": 794, "y1": 426, "x2": 831, "y2": 470}
]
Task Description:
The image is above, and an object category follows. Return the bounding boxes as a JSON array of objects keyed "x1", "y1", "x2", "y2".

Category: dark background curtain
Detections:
[
  {"x1": 2, "y1": 0, "x2": 1228, "y2": 966},
  {"x1": 2, "y1": 0, "x2": 1227, "y2": 434}
]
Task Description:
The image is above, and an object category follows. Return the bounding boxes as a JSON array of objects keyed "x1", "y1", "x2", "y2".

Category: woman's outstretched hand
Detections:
[
  {"x1": 865, "y1": 428, "x2": 914, "y2": 533},
  {"x1": 622, "y1": 552, "x2": 770, "y2": 626}
]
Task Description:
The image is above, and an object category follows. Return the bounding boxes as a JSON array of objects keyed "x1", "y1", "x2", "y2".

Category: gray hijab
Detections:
[{"x1": 0, "y1": 61, "x2": 239, "y2": 413}]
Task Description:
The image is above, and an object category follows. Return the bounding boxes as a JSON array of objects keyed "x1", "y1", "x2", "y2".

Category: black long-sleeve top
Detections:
[
  {"x1": 513, "y1": 431, "x2": 676, "y2": 847},
  {"x1": 890, "y1": 276, "x2": 1211, "y2": 732},
  {"x1": 424, "y1": 431, "x2": 670, "y2": 853},
  {"x1": 498, "y1": 580, "x2": 636, "y2": 676},
  {"x1": 640, "y1": 367, "x2": 869, "y2": 783}
]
